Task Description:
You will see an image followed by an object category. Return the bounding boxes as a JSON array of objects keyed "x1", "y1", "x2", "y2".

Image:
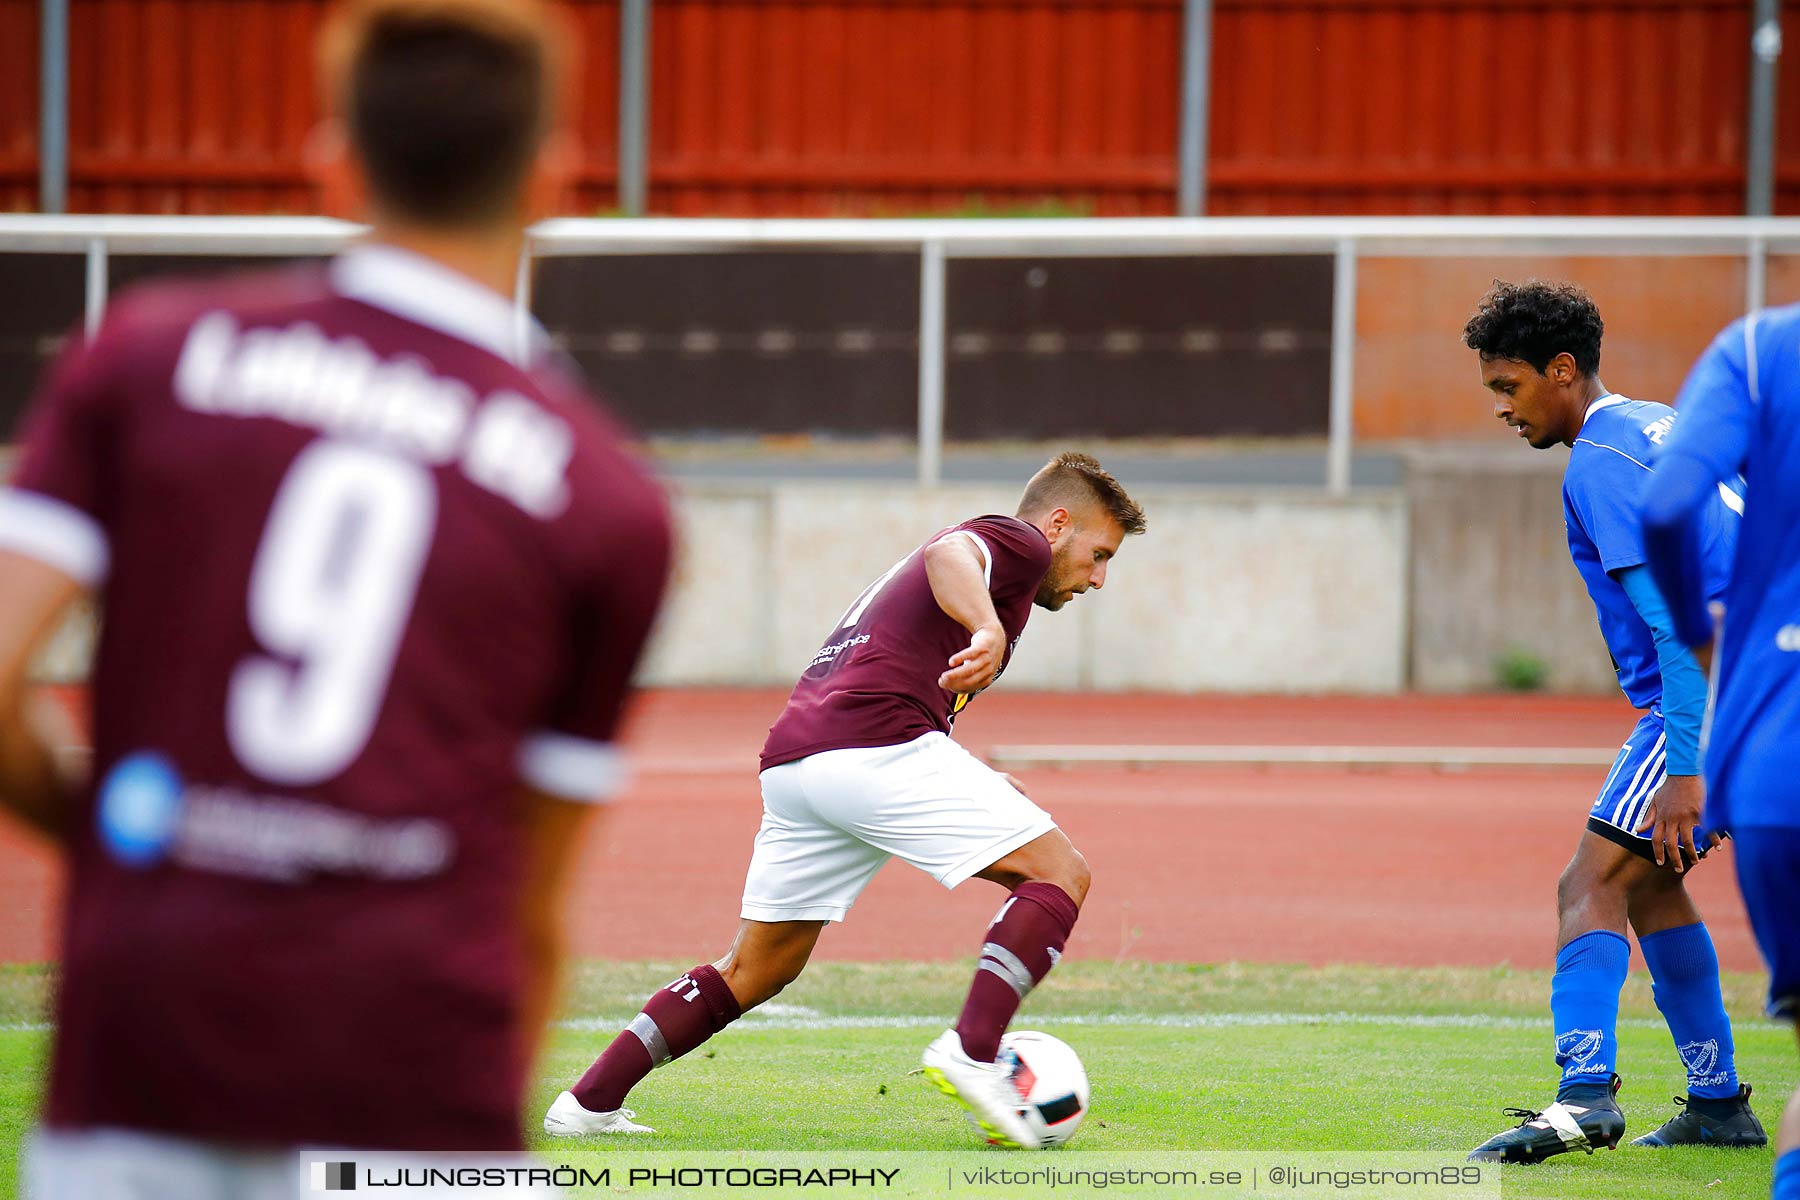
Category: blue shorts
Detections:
[
  {"x1": 1586, "y1": 709, "x2": 1724, "y2": 863},
  {"x1": 1732, "y1": 824, "x2": 1800, "y2": 1021}
]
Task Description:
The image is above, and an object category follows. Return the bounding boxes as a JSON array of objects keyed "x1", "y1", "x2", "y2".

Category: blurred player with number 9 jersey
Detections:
[{"x1": 0, "y1": 1, "x2": 672, "y2": 1192}]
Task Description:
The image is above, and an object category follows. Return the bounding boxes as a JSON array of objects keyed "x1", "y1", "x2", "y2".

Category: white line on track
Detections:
[{"x1": 987, "y1": 745, "x2": 1620, "y2": 769}]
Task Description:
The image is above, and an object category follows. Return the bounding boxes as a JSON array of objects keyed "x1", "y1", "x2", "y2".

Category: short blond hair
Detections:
[
  {"x1": 318, "y1": 0, "x2": 571, "y2": 226},
  {"x1": 1017, "y1": 452, "x2": 1146, "y2": 535}
]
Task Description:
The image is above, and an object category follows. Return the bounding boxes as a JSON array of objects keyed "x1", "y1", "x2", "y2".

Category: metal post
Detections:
[
  {"x1": 40, "y1": 0, "x2": 69, "y2": 214},
  {"x1": 1748, "y1": 0, "x2": 1781, "y2": 217},
  {"x1": 1747, "y1": 232, "x2": 1768, "y2": 315},
  {"x1": 917, "y1": 241, "x2": 946, "y2": 488},
  {"x1": 83, "y1": 237, "x2": 107, "y2": 338},
  {"x1": 1176, "y1": 0, "x2": 1213, "y2": 217},
  {"x1": 1326, "y1": 238, "x2": 1357, "y2": 497},
  {"x1": 512, "y1": 238, "x2": 533, "y2": 361},
  {"x1": 618, "y1": 0, "x2": 651, "y2": 216}
]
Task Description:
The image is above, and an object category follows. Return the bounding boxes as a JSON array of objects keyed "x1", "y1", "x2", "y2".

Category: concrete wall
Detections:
[
  {"x1": 16, "y1": 476, "x2": 1409, "y2": 694},
  {"x1": 644, "y1": 461, "x2": 1628, "y2": 696},
  {"x1": 25, "y1": 471, "x2": 1619, "y2": 697},
  {"x1": 1406, "y1": 448, "x2": 1617, "y2": 693},
  {"x1": 639, "y1": 484, "x2": 1409, "y2": 693}
]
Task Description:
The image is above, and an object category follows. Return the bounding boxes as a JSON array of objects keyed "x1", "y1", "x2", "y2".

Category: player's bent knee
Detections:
[
  {"x1": 1028, "y1": 835, "x2": 1089, "y2": 906},
  {"x1": 1558, "y1": 839, "x2": 1641, "y2": 916},
  {"x1": 1058, "y1": 848, "x2": 1092, "y2": 908},
  {"x1": 1021, "y1": 847, "x2": 1089, "y2": 908},
  {"x1": 981, "y1": 830, "x2": 1089, "y2": 905},
  {"x1": 1555, "y1": 862, "x2": 1587, "y2": 917},
  {"x1": 1556, "y1": 862, "x2": 1616, "y2": 922}
]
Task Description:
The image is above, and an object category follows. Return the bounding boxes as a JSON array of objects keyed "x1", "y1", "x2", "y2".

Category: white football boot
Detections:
[
  {"x1": 543, "y1": 1090, "x2": 655, "y2": 1136},
  {"x1": 921, "y1": 1029, "x2": 1042, "y2": 1149}
]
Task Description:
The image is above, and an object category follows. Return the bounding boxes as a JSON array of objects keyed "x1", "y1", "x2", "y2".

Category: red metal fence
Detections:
[
  {"x1": 0, "y1": 0, "x2": 1793, "y2": 216},
  {"x1": 1211, "y1": 0, "x2": 1754, "y2": 215},
  {"x1": 640, "y1": 0, "x2": 1181, "y2": 215},
  {"x1": 0, "y1": 0, "x2": 40, "y2": 212}
]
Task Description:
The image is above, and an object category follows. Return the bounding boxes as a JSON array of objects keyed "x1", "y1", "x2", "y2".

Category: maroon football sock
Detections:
[
  {"x1": 954, "y1": 881, "x2": 1080, "y2": 1063},
  {"x1": 570, "y1": 963, "x2": 742, "y2": 1112}
]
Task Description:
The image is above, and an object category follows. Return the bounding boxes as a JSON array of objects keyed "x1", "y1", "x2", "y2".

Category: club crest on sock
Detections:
[
  {"x1": 1556, "y1": 1029, "x2": 1607, "y2": 1075},
  {"x1": 1675, "y1": 1039, "x2": 1727, "y2": 1090}
]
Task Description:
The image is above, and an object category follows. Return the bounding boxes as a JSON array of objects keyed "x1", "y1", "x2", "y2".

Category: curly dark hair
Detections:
[{"x1": 1461, "y1": 280, "x2": 1603, "y2": 376}]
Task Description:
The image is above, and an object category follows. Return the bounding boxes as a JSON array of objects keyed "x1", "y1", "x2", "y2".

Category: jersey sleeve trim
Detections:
[
  {"x1": 930, "y1": 530, "x2": 994, "y2": 588},
  {"x1": 518, "y1": 731, "x2": 627, "y2": 803},
  {"x1": 962, "y1": 531, "x2": 994, "y2": 588},
  {"x1": 0, "y1": 488, "x2": 110, "y2": 587},
  {"x1": 1600, "y1": 552, "x2": 1648, "y2": 574},
  {"x1": 1572, "y1": 438, "x2": 1652, "y2": 473}
]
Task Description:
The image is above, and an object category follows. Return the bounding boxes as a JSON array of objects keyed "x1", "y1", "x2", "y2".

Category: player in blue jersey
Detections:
[
  {"x1": 1459, "y1": 281, "x2": 1764, "y2": 1164},
  {"x1": 1642, "y1": 304, "x2": 1800, "y2": 1200}
]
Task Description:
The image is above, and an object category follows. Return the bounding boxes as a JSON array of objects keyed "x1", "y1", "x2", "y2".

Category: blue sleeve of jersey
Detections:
[
  {"x1": 1642, "y1": 320, "x2": 1757, "y2": 646},
  {"x1": 1565, "y1": 443, "x2": 1649, "y2": 573},
  {"x1": 1617, "y1": 565, "x2": 1705, "y2": 775}
]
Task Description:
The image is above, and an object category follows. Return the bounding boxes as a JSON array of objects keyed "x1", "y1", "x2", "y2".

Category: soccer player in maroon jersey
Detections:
[
  {"x1": 548, "y1": 453, "x2": 1144, "y2": 1148},
  {"x1": 0, "y1": 0, "x2": 672, "y2": 1189}
]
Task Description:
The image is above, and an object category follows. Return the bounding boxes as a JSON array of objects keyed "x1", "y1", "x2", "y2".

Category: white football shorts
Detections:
[{"x1": 741, "y1": 731, "x2": 1058, "y2": 923}]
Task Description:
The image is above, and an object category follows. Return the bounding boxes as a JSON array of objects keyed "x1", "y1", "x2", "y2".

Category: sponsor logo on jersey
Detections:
[
  {"x1": 98, "y1": 752, "x2": 185, "y2": 868},
  {"x1": 98, "y1": 752, "x2": 453, "y2": 883},
  {"x1": 808, "y1": 633, "x2": 871, "y2": 670}
]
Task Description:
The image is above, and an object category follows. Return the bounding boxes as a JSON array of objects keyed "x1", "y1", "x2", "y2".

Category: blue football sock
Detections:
[
  {"x1": 1639, "y1": 922, "x2": 1740, "y2": 1099},
  {"x1": 1772, "y1": 1148, "x2": 1800, "y2": 1200},
  {"x1": 1550, "y1": 930, "x2": 1629, "y2": 1096}
]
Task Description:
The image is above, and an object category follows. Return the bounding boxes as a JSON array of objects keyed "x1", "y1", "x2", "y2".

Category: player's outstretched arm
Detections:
[
  {"x1": 0, "y1": 550, "x2": 86, "y2": 838},
  {"x1": 1643, "y1": 321, "x2": 1757, "y2": 647},
  {"x1": 925, "y1": 534, "x2": 1005, "y2": 694}
]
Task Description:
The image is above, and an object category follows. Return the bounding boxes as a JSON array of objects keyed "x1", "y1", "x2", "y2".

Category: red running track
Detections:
[{"x1": 0, "y1": 690, "x2": 1761, "y2": 973}]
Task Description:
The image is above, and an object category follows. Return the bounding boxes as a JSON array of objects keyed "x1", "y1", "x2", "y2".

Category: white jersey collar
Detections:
[
  {"x1": 1581, "y1": 392, "x2": 1627, "y2": 425},
  {"x1": 329, "y1": 242, "x2": 549, "y2": 367}
]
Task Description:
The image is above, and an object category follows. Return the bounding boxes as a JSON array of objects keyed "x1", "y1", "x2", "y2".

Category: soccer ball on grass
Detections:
[{"x1": 999, "y1": 1030, "x2": 1089, "y2": 1148}]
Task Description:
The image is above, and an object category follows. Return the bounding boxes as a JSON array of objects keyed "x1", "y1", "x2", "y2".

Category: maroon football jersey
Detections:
[
  {"x1": 0, "y1": 245, "x2": 672, "y2": 1149},
  {"x1": 760, "y1": 515, "x2": 1051, "y2": 769}
]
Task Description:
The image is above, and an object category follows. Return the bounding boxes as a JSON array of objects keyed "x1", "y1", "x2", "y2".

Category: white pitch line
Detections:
[
  {"x1": 986, "y1": 745, "x2": 1619, "y2": 769},
  {"x1": 552, "y1": 1011, "x2": 1677, "y2": 1034},
  {"x1": 0, "y1": 1012, "x2": 1708, "y2": 1037}
]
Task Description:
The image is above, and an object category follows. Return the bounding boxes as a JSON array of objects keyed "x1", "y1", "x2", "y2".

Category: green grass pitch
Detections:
[{"x1": 0, "y1": 961, "x2": 1790, "y2": 1198}]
